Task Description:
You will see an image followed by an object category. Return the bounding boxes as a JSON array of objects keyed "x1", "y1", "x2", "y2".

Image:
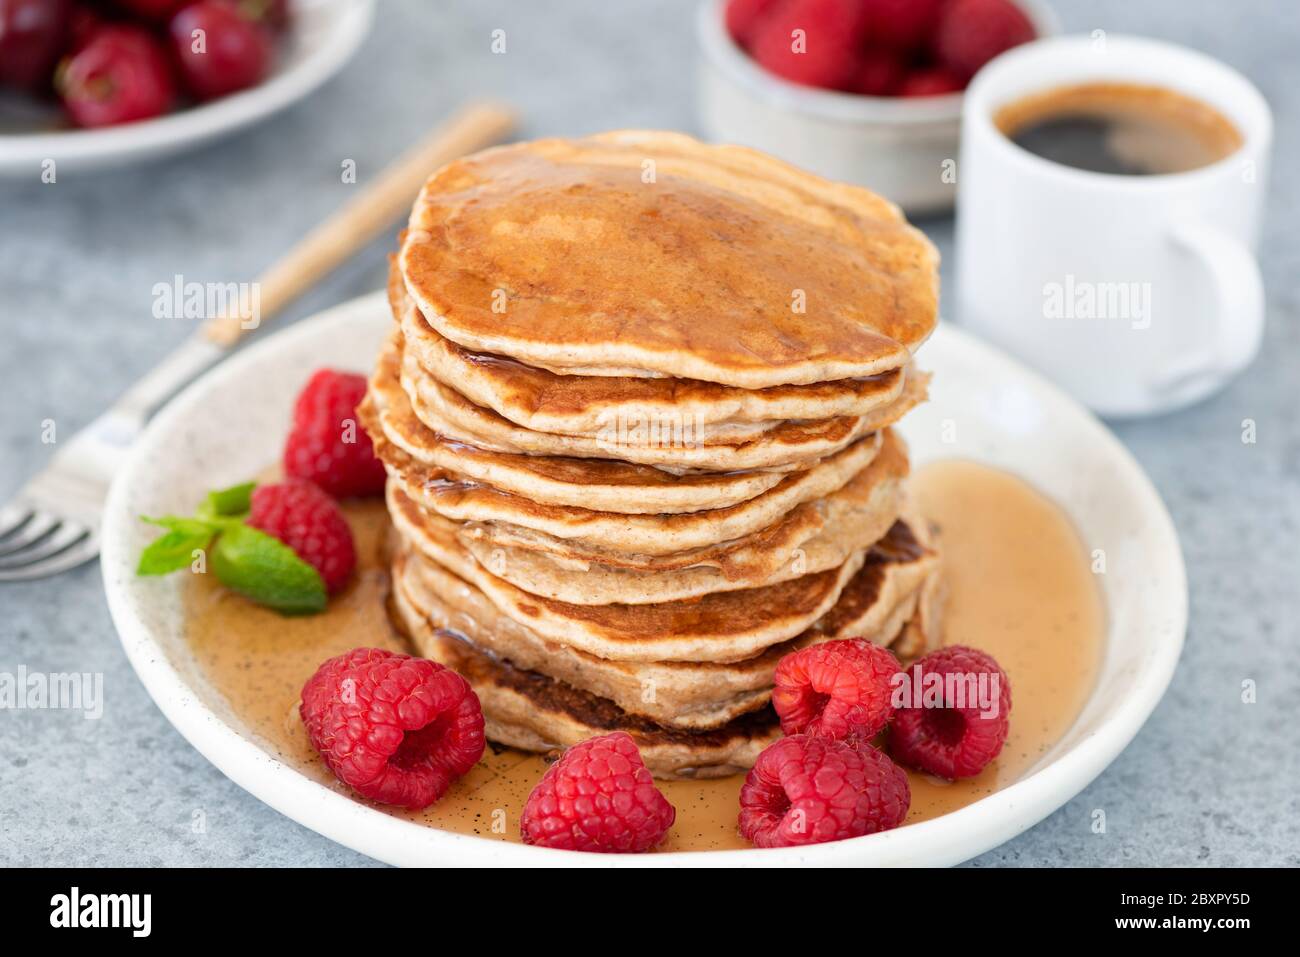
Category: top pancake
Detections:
[{"x1": 400, "y1": 130, "x2": 939, "y2": 388}]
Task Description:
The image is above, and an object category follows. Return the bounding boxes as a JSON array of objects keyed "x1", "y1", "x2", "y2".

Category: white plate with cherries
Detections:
[{"x1": 0, "y1": 0, "x2": 373, "y2": 176}]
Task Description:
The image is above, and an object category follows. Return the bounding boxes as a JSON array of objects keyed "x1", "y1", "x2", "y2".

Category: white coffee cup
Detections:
[{"x1": 955, "y1": 35, "x2": 1272, "y2": 418}]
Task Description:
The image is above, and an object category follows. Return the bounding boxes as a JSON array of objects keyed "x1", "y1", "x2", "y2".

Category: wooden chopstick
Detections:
[{"x1": 202, "y1": 100, "x2": 517, "y2": 347}]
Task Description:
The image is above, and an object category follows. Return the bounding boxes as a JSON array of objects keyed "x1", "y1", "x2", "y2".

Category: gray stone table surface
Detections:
[{"x1": 1, "y1": 0, "x2": 1297, "y2": 866}]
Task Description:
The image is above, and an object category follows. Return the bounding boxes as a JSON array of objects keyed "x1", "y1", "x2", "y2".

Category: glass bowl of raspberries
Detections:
[{"x1": 698, "y1": 0, "x2": 1060, "y2": 214}]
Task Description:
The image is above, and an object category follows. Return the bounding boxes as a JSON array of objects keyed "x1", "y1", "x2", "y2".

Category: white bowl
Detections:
[
  {"x1": 0, "y1": 0, "x2": 374, "y2": 177},
  {"x1": 101, "y1": 291, "x2": 1186, "y2": 866},
  {"x1": 695, "y1": 0, "x2": 1060, "y2": 214}
]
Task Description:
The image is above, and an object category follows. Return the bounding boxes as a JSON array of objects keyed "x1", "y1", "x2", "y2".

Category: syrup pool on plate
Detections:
[{"x1": 182, "y1": 461, "x2": 1104, "y2": 853}]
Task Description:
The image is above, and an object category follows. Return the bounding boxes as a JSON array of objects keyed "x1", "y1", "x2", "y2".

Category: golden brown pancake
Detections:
[
  {"x1": 368, "y1": 358, "x2": 900, "y2": 555},
  {"x1": 400, "y1": 131, "x2": 939, "y2": 387},
  {"x1": 381, "y1": 431, "x2": 899, "y2": 576},
  {"x1": 390, "y1": 330, "x2": 893, "y2": 471},
  {"x1": 392, "y1": 429, "x2": 909, "y2": 603},
  {"x1": 389, "y1": 533, "x2": 941, "y2": 778},
  {"x1": 401, "y1": 623, "x2": 783, "y2": 780},
  {"x1": 389, "y1": 514, "x2": 941, "y2": 730},
  {"x1": 360, "y1": 354, "x2": 803, "y2": 516},
  {"x1": 385, "y1": 489, "x2": 876, "y2": 664},
  {"x1": 369, "y1": 362, "x2": 926, "y2": 561},
  {"x1": 388, "y1": 257, "x2": 908, "y2": 436}
]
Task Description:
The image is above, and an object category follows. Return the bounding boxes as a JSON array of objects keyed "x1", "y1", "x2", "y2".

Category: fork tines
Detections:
[{"x1": 0, "y1": 503, "x2": 99, "y2": 582}]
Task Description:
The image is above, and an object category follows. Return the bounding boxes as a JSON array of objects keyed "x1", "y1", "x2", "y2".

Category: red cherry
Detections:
[
  {"x1": 111, "y1": 0, "x2": 187, "y2": 19},
  {"x1": 56, "y1": 24, "x2": 176, "y2": 127},
  {"x1": 169, "y1": 0, "x2": 272, "y2": 101},
  {"x1": 67, "y1": 3, "x2": 104, "y2": 53},
  {"x1": 215, "y1": 0, "x2": 289, "y2": 33},
  {"x1": 0, "y1": 0, "x2": 72, "y2": 91},
  {"x1": 898, "y1": 67, "x2": 965, "y2": 97}
]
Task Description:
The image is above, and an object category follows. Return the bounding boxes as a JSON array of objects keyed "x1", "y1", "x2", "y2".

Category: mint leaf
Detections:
[
  {"x1": 134, "y1": 485, "x2": 328, "y2": 617},
  {"x1": 198, "y1": 481, "x2": 256, "y2": 521},
  {"x1": 136, "y1": 517, "x2": 217, "y2": 576},
  {"x1": 210, "y1": 523, "x2": 327, "y2": 615},
  {"x1": 143, "y1": 515, "x2": 218, "y2": 535}
]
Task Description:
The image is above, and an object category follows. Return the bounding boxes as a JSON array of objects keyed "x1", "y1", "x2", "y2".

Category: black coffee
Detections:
[{"x1": 994, "y1": 82, "x2": 1242, "y2": 176}]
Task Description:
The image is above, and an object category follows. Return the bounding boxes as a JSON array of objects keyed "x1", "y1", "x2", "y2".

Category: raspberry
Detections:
[
  {"x1": 739, "y1": 735, "x2": 910, "y2": 847},
  {"x1": 520, "y1": 732, "x2": 676, "y2": 853},
  {"x1": 725, "y1": 0, "x2": 784, "y2": 48},
  {"x1": 300, "y1": 648, "x2": 485, "y2": 809},
  {"x1": 898, "y1": 66, "x2": 965, "y2": 97},
  {"x1": 859, "y1": 0, "x2": 944, "y2": 53},
  {"x1": 849, "y1": 49, "x2": 905, "y2": 96},
  {"x1": 772, "y1": 638, "x2": 901, "y2": 739},
  {"x1": 749, "y1": 0, "x2": 866, "y2": 90},
  {"x1": 933, "y1": 0, "x2": 1035, "y2": 80},
  {"x1": 283, "y1": 369, "x2": 386, "y2": 498},
  {"x1": 248, "y1": 480, "x2": 356, "y2": 593},
  {"x1": 887, "y1": 645, "x2": 1011, "y2": 779}
]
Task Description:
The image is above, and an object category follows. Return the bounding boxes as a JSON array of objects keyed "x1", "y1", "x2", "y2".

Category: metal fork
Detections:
[
  {"x1": 0, "y1": 339, "x2": 224, "y2": 581},
  {"x1": 0, "y1": 103, "x2": 515, "y2": 582}
]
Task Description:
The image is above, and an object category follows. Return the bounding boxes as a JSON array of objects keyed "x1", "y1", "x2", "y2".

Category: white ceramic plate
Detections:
[
  {"x1": 101, "y1": 292, "x2": 1187, "y2": 866},
  {"x1": 0, "y1": 0, "x2": 374, "y2": 177}
]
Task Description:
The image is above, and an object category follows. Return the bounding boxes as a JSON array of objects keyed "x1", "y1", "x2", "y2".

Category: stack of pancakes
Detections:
[{"x1": 364, "y1": 131, "x2": 943, "y2": 779}]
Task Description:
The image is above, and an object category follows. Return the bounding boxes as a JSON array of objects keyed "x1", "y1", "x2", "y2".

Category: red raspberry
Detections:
[
  {"x1": 933, "y1": 0, "x2": 1035, "y2": 80},
  {"x1": 520, "y1": 732, "x2": 676, "y2": 853},
  {"x1": 739, "y1": 735, "x2": 909, "y2": 847},
  {"x1": 248, "y1": 480, "x2": 356, "y2": 594},
  {"x1": 725, "y1": 0, "x2": 784, "y2": 49},
  {"x1": 283, "y1": 369, "x2": 386, "y2": 498},
  {"x1": 849, "y1": 49, "x2": 905, "y2": 95},
  {"x1": 772, "y1": 638, "x2": 901, "y2": 739},
  {"x1": 749, "y1": 0, "x2": 866, "y2": 90},
  {"x1": 859, "y1": 0, "x2": 944, "y2": 53},
  {"x1": 887, "y1": 645, "x2": 1011, "y2": 779},
  {"x1": 898, "y1": 66, "x2": 965, "y2": 96},
  {"x1": 300, "y1": 648, "x2": 485, "y2": 809}
]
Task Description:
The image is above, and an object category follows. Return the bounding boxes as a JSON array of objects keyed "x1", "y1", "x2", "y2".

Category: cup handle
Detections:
[{"x1": 1150, "y1": 223, "x2": 1265, "y2": 395}]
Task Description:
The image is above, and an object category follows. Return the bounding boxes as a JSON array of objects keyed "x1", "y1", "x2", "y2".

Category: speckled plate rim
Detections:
[
  {"x1": 102, "y1": 291, "x2": 1187, "y2": 867},
  {"x1": 0, "y1": 0, "x2": 374, "y2": 177}
]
